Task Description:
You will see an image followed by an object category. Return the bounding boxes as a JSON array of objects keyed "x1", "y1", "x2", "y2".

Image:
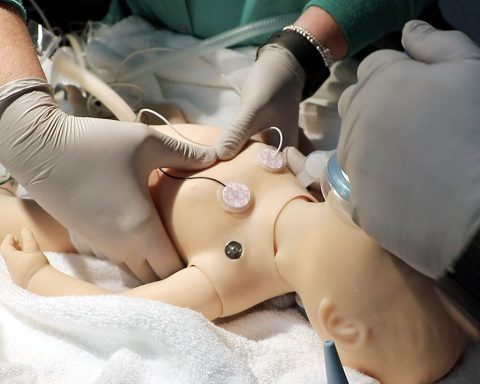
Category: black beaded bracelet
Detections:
[{"x1": 257, "y1": 28, "x2": 331, "y2": 100}]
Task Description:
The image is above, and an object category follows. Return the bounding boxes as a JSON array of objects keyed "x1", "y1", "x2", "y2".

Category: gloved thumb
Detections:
[
  {"x1": 144, "y1": 129, "x2": 217, "y2": 171},
  {"x1": 402, "y1": 20, "x2": 480, "y2": 63},
  {"x1": 215, "y1": 110, "x2": 257, "y2": 161}
]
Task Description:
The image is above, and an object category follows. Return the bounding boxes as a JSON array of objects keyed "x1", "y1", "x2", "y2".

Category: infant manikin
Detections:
[
  {"x1": 150, "y1": 133, "x2": 316, "y2": 317},
  {"x1": 1, "y1": 124, "x2": 469, "y2": 384}
]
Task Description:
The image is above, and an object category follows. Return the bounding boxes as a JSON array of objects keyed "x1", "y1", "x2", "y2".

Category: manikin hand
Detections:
[
  {"x1": 1, "y1": 229, "x2": 49, "y2": 289},
  {"x1": 0, "y1": 79, "x2": 216, "y2": 282},
  {"x1": 337, "y1": 21, "x2": 480, "y2": 278},
  {"x1": 215, "y1": 45, "x2": 305, "y2": 160}
]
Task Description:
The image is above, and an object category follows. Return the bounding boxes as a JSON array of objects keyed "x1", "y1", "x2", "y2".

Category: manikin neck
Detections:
[{"x1": 273, "y1": 198, "x2": 329, "y2": 292}]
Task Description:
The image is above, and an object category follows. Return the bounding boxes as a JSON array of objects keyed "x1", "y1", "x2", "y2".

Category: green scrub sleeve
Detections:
[
  {"x1": 0, "y1": 0, "x2": 26, "y2": 20},
  {"x1": 306, "y1": 0, "x2": 434, "y2": 56}
]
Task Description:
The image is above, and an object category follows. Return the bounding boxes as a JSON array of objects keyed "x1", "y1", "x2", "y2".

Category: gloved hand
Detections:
[
  {"x1": 337, "y1": 20, "x2": 480, "y2": 278},
  {"x1": 0, "y1": 78, "x2": 216, "y2": 282},
  {"x1": 215, "y1": 45, "x2": 305, "y2": 160}
]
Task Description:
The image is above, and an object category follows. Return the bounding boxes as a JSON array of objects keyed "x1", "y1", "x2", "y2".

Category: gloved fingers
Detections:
[
  {"x1": 336, "y1": 88, "x2": 356, "y2": 171},
  {"x1": 215, "y1": 103, "x2": 262, "y2": 160},
  {"x1": 339, "y1": 49, "x2": 408, "y2": 119},
  {"x1": 215, "y1": 124, "x2": 253, "y2": 161},
  {"x1": 356, "y1": 49, "x2": 409, "y2": 82},
  {"x1": 97, "y1": 195, "x2": 184, "y2": 282},
  {"x1": 127, "y1": 204, "x2": 184, "y2": 281},
  {"x1": 402, "y1": 20, "x2": 480, "y2": 63},
  {"x1": 148, "y1": 129, "x2": 217, "y2": 170}
]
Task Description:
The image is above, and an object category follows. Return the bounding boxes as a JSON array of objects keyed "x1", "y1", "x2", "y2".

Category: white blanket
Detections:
[{"x1": 0, "y1": 251, "x2": 378, "y2": 384}]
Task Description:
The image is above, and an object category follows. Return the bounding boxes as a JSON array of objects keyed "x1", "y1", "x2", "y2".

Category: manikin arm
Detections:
[{"x1": 1, "y1": 229, "x2": 222, "y2": 320}]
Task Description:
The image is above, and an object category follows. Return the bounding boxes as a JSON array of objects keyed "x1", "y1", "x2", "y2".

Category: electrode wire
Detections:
[
  {"x1": 138, "y1": 109, "x2": 225, "y2": 186},
  {"x1": 158, "y1": 127, "x2": 282, "y2": 188},
  {"x1": 136, "y1": 108, "x2": 211, "y2": 147},
  {"x1": 158, "y1": 168, "x2": 225, "y2": 187},
  {"x1": 261, "y1": 126, "x2": 283, "y2": 153},
  {"x1": 140, "y1": 115, "x2": 283, "y2": 189}
]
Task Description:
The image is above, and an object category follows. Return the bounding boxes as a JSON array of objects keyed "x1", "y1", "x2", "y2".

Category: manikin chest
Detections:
[{"x1": 150, "y1": 142, "x2": 313, "y2": 316}]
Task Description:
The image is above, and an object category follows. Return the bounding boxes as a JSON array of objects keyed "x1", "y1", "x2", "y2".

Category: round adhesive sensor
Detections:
[
  {"x1": 218, "y1": 182, "x2": 252, "y2": 213},
  {"x1": 256, "y1": 147, "x2": 285, "y2": 172}
]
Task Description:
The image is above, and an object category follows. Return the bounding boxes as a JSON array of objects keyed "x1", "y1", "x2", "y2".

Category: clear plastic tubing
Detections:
[{"x1": 121, "y1": 13, "x2": 299, "y2": 82}]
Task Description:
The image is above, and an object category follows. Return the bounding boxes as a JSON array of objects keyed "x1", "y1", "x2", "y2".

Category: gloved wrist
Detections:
[
  {"x1": 257, "y1": 27, "x2": 331, "y2": 99},
  {"x1": 216, "y1": 43, "x2": 305, "y2": 159},
  {"x1": 435, "y1": 225, "x2": 480, "y2": 339},
  {"x1": 0, "y1": 77, "x2": 52, "y2": 116}
]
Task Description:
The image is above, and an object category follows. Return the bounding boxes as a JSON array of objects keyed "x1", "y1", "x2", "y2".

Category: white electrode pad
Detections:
[
  {"x1": 218, "y1": 182, "x2": 252, "y2": 213},
  {"x1": 256, "y1": 147, "x2": 285, "y2": 172}
]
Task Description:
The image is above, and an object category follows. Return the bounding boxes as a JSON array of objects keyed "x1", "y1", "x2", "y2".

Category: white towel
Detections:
[{"x1": 0, "y1": 251, "x2": 378, "y2": 384}]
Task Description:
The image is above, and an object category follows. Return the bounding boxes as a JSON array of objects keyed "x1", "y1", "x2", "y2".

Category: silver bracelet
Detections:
[{"x1": 283, "y1": 25, "x2": 334, "y2": 68}]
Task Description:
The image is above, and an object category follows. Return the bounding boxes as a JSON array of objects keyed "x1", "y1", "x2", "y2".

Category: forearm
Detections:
[
  {"x1": 28, "y1": 264, "x2": 110, "y2": 296},
  {"x1": 121, "y1": 267, "x2": 222, "y2": 320},
  {"x1": 0, "y1": 3, "x2": 45, "y2": 85},
  {"x1": 294, "y1": 6, "x2": 347, "y2": 61},
  {"x1": 27, "y1": 263, "x2": 222, "y2": 321},
  {"x1": 304, "y1": 0, "x2": 434, "y2": 57}
]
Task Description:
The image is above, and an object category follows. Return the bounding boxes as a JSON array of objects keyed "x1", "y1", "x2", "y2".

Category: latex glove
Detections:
[
  {"x1": 215, "y1": 45, "x2": 305, "y2": 160},
  {"x1": 0, "y1": 78, "x2": 216, "y2": 282},
  {"x1": 337, "y1": 20, "x2": 480, "y2": 278}
]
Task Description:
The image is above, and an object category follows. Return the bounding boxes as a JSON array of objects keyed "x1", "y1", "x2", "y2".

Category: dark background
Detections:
[{"x1": 25, "y1": 0, "x2": 111, "y2": 33}]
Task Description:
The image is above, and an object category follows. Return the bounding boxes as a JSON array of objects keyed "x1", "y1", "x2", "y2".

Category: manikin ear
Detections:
[{"x1": 318, "y1": 297, "x2": 369, "y2": 352}]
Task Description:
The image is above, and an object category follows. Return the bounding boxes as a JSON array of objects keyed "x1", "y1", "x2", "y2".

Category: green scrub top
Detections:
[
  {"x1": 9, "y1": 0, "x2": 433, "y2": 55},
  {"x1": 2, "y1": 0, "x2": 26, "y2": 19},
  {"x1": 104, "y1": 0, "x2": 433, "y2": 55}
]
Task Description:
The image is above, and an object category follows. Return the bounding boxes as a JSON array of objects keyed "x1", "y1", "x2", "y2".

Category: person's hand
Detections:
[
  {"x1": 337, "y1": 21, "x2": 480, "y2": 278},
  {"x1": 215, "y1": 45, "x2": 305, "y2": 160},
  {"x1": 1, "y1": 229, "x2": 50, "y2": 289},
  {"x1": 0, "y1": 79, "x2": 216, "y2": 282}
]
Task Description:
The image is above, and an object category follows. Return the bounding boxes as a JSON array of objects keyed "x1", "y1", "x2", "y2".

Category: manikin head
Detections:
[{"x1": 280, "y1": 198, "x2": 468, "y2": 384}]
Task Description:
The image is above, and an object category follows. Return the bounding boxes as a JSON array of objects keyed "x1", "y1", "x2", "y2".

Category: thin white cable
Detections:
[
  {"x1": 136, "y1": 108, "x2": 211, "y2": 147},
  {"x1": 198, "y1": 56, "x2": 241, "y2": 95},
  {"x1": 114, "y1": 47, "x2": 174, "y2": 82},
  {"x1": 26, "y1": 0, "x2": 53, "y2": 31},
  {"x1": 262, "y1": 126, "x2": 284, "y2": 153},
  {"x1": 114, "y1": 46, "x2": 242, "y2": 94}
]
